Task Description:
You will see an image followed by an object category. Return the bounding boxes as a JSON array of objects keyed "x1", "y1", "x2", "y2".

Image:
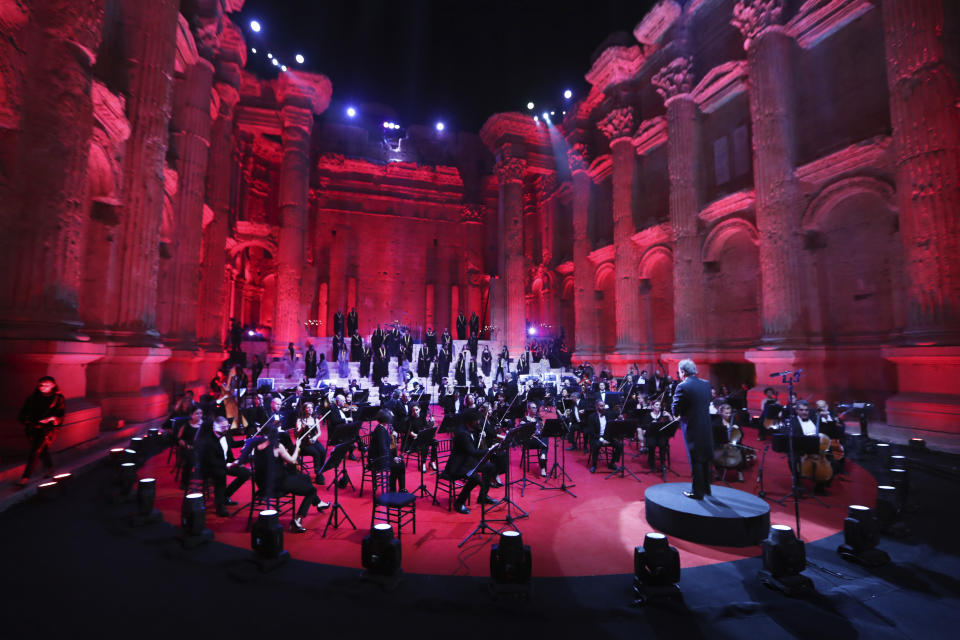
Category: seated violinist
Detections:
[{"x1": 642, "y1": 398, "x2": 673, "y2": 472}]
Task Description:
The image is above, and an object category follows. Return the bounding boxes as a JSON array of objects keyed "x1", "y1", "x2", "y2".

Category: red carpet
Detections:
[{"x1": 144, "y1": 420, "x2": 876, "y2": 577}]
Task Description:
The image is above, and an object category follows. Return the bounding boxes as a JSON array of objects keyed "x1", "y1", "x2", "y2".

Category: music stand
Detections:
[
  {"x1": 512, "y1": 422, "x2": 545, "y2": 496},
  {"x1": 603, "y1": 420, "x2": 642, "y2": 483},
  {"x1": 352, "y1": 389, "x2": 370, "y2": 403},
  {"x1": 527, "y1": 387, "x2": 547, "y2": 406},
  {"x1": 486, "y1": 423, "x2": 531, "y2": 526},
  {"x1": 326, "y1": 423, "x2": 359, "y2": 492},
  {"x1": 458, "y1": 441, "x2": 506, "y2": 547},
  {"x1": 320, "y1": 440, "x2": 357, "y2": 537},
  {"x1": 642, "y1": 418, "x2": 681, "y2": 481},
  {"x1": 540, "y1": 418, "x2": 576, "y2": 498},
  {"x1": 438, "y1": 414, "x2": 460, "y2": 434},
  {"x1": 408, "y1": 426, "x2": 437, "y2": 500},
  {"x1": 771, "y1": 433, "x2": 827, "y2": 538}
]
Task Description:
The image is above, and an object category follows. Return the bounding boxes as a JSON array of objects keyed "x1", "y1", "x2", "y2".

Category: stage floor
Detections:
[{"x1": 145, "y1": 423, "x2": 877, "y2": 578}]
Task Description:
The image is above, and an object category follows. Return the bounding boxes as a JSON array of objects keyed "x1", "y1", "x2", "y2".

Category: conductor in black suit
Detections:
[{"x1": 671, "y1": 359, "x2": 714, "y2": 499}]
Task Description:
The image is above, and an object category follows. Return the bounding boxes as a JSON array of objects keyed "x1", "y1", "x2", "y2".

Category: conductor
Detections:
[{"x1": 671, "y1": 359, "x2": 714, "y2": 500}]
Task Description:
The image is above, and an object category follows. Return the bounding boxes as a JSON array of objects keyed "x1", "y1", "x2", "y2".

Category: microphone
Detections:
[{"x1": 770, "y1": 370, "x2": 792, "y2": 378}]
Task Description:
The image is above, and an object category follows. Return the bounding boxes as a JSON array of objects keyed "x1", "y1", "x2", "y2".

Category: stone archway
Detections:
[
  {"x1": 701, "y1": 219, "x2": 761, "y2": 347},
  {"x1": 638, "y1": 245, "x2": 674, "y2": 351},
  {"x1": 594, "y1": 263, "x2": 617, "y2": 353}
]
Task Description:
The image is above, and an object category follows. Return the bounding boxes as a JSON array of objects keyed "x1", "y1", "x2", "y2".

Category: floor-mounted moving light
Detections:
[
  {"x1": 251, "y1": 509, "x2": 290, "y2": 571},
  {"x1": 361, "y1": 523, "x2": 402, "y2": 589},
  {"x1": 633, "y1": 532, "x2": 681, "y2": 605},
  {"x1": 179, "y1": 492, "x2": 214, "y2": 548},
  {"x1": 490, "y1": 530, "x2": 531, "y2": 598},
  {"x1": 130, "y1": 477, "x2": 162, "y2": 526},
  {"x1": 759, "y1": 524, "x2": 813, "y2": 596},
  {"x1": 837, "y1": 505, "x2": 890, "y2": 567}
]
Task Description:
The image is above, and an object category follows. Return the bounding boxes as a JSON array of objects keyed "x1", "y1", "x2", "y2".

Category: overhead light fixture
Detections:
[
  {"x1": 271, "y1": 58, "x2": 279, "y2": 67},
  {"x1": 295, "y1": 53, "x2": 305, "y2": 64},
  {"x1": 346, "y1": 107, "x2": 357, "y2": 118},
  {"x1": 251, "y1": 47, "x2": 257, "y2": 54},
  {"x1": 837, "y1": 505, "x2": 889, "y2": 567},
  {"x1": 633, "y1": 532, "x2": 681, "y2": 605},
  {"x1": 281, "y1": 65, "x2": 287, "y2": 72},
  {"x1": 250, "y1": 20, "x2": 261, "y2": 33},
  {"x1": 267, "y1": 52, "x2": 273, "y2": 59},
  {"x1": 758, "y1": 524, "x2": 813, "y2": 596},
  {"x1": 361, "y1": 523, "x2": 403, "y2": 588},
  {"x1": 435, "y1": 121, "x2": 445, "y2": 132},
  {"x1": 563, "y1": 89, "x2": 573, "y2": 100},
  {"x1": 490, "y1": 530, "x2": 531, "y2": 596},
  {"x1": 526, "y1": 102, "x2": 535, "y2": 110}
]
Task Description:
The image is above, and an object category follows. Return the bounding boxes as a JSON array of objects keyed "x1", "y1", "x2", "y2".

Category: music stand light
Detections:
[
  {"x1": 37, "y1": 481, "x2": 60, "y2": 501},
  {"x1": 758, "y1": 524, "x2": 813, "y2": 597},
  {"x1": 490, "y1": 530, "x2": 532, "y2": 598},
  {"x1": 633, "y1": 532, "x2": 681, "y2": 605},
  {"x1": 837, "y1": 505, "x2": 889, "y2": 567},
  {"x1": 52, "y1": 472, "x2": 72, "y2": 496},
  {"x1": 361, "y1": 523, "x2": 403, "y2": 590}
]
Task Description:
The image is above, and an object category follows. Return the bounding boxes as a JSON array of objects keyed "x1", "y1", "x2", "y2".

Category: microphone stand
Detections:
[
  {"x1": 542, "y1": 415, "x2": 576, "y2": 498},
  {"x1": 458, "y1": 439, "x2": 506, "y2": 547}
]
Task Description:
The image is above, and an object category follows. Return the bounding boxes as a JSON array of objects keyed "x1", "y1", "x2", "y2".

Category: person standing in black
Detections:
[
  {"x1": 371, "y1": 325, "x2": 384, "y2": 353},
  {"x1": 251, "y1": 355, "x2": 263, "y2": 390},
  {"x1": 424, "y1": 327, "x2": 437, "y2": 359},
  {"x1": 304, "y1": 343, "x2": 317, "y2": 384},
  {"x1": 469, "y1": 311, "x2": 480, "y2": 338},
  {"x1": 671, "y1": 359, "x2": 714, "y2": 500},
  {"x1": 350, "y1": 332, "x2": 363, "y2": 361},
  {"x1": 346, "y1": 307, "x2": 359, "y2": 336},
  {"x1": 359, "y1": 343, "x2": 372, "y2": 379},
  {"x1": 333, "y1": 309, "x2": 345, "y2": 336},
  {"x1": 440, "y1": 327, "x2": 452, "y2": 351},
  {"x1": 401, "y1": 330, "x2": 414, "y2": 362},
  {"x1": 369, "y1": 409, "x2": 405, "y2": 492},
  {"x1": 467, "y1": 333, "x2": 479, "y2": 359},
  {"x1": 17, "y1": 376, "x2": 66, "y2": 486},
  {"x1": 480, "y1": 345, "x2": 492, "y2": 378},
  {"x1": 455, "y1": 351, "x2": 467, "y2": 386},
  {"x1": 455, "y1": 311, "x2": 467, "y2": 341}
]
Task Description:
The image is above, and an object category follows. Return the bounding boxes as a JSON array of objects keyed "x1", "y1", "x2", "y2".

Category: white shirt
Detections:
[
  {"x1": 218, "y1": 435, "x2": 230, "y2": 460},
  {"x1": 598, "y1": 414, "x2": 607, "y2": 438},
  {"x1": 798, "y1": 418, "x2": 817, "y2": 436}
]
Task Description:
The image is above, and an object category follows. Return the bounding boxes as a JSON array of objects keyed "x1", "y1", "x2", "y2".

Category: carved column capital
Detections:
[
  {"x1": 494, "y1": 156, "x2": 526, "y2": 185},
  {"x1": 280, "y1": 104, "x2": 314, "y2": 149},
  {"x1": 535, "y1": 174, "x2": 558, "y2": 202},
  {"x1": 651, "y1": 56, "x2": 695, "y2": 103},
  {"x1": 597, "y1": 107, "x2": 635, "y2": 141},
  {"x1": 567, "y1": 143, "x2": 591, "y2": 172},
  {"x1": 460, "y1": 203, "x2": 486, "y2": 224},
  {"x1": 731, "y1": 0, "x2": 785, "y2": 50}
]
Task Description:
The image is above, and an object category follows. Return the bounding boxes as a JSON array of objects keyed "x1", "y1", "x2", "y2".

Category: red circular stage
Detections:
[{"x1": 144, "y1": 426, "x2": 877, "y2": 577}]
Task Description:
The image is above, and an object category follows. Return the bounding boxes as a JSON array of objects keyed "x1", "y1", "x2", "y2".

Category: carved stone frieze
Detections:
[
  {"x1": 651, "y1": 57, "x2": 694, "y2": 102},
  {"x1": 494, "y1": 156, "x2": 526, "y2": 185},
  {"x1": 597, "y1": 107, "x2": 635, "y2": 141},
  {"x1": 731, "y1": 0, "x2": 785, "y2": 50},
  {"x1": 567, "y1": 143, "x2": 591, "y2": 172}
]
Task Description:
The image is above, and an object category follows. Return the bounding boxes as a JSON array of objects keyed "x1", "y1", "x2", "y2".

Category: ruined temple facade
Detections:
[{"x1": 0, "y1": 0, "x2": 957, "y2": 459}]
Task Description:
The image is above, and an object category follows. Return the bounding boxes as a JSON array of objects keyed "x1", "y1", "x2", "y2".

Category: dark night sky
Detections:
[{"x1": 238, "y1": 0, "x2": 656, "y2": 132}]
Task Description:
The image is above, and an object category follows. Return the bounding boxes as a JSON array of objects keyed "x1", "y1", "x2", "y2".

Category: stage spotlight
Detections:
[
  {"x1": 527, "y1": 101, "x2": 535, "y2": 110},
  {"x1": 250, "y1": 20, "x2": 261, "y2": 33},
  {"x1": 271, "y1": 58, "x2": 279, "y2": 67},
  {"x1": 550, "y1": 111, "x2": 555, "y2": 116},
  {"x1": 109, "y1": 447, "x2": 126, "y2": 466},
  {"x1": 180, "y1": 492, "x2": 214, "y2": 548},
  {"x1": 295, "y1": 53, "x2": 304, "y2": 64},
  {"x1": 52, "y1": 472, "x2": 72, "y2": 496},
  {"x1": 361, "y1": 523, "x2": 403, "y2": 588},
  {"x1": 838, "y1": 505, "x2": 889, "y2": 567},
  {"x1": 633, "y1": 533, "x2": 681, "y2": 605},
  {"x1": 759, "y1": 524, "x2": 813, "y2": 596},
  {"x1": 383, "y1": 121, "x2": 390, "y2": 128},
  {"x1": 909, "y1": 437, "x2": 926, "y2": 449},
  {"x1": 117, "y1": 462, "x2": 137, "y2": 499},
  {"x1": 346, "y1": 107, "x2": 357, "y2": 118},
  {"x1": 490, "y1": 530, "x2": 532, "y2": 597},
  {"x1": 251, "y1": 47, "x2": 257, "y2": 54},
  {"x1": 131, "y1": 478, "x2": 162, "y2": 526},
  {"x1": 267, "y1": 53, "x2": 272, "y2": 59},
  {"x1": 542, "y1": 112, "x2": 549, "y2": 120},
  {"x1": 251, "y1": 509, "x2": 290, "y2": 570},
  {"x1": 281, "y1": 65, "x2": 287, "y2": 72},
  {"x1": 875, "y1": 441, "x2": 891, "y2": 464},
  {"x1": 37, "y1": 481, "x2": 60, "y2": 501},
  {"x1": 563, "y1": 89, "x2": 573, "y2": 100},
  {"x1": 533, "y1": 116, "x2": 539, "y2": 122},
  {"x1": 528, "y1": 327, "x2": 536, "y2": 335},
  {"x1": 889, "y1": 467, "x2": 909, "y2": 508},
  {"x1": 889, "y1": 454, "x2": 906, "y2": 470},
  {"x1": 435, "y1": 121, "x2": 445, "y2": 132}
]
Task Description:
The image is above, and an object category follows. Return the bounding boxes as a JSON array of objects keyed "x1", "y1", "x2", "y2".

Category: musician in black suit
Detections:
[
  {"x1": 333, "y1": 310, "x2": 345, "y2": 336},
  {"x1": 444, "y1": 409, "x2": 497, "y2": 514},
  {"x1": 369, "y1": 409, "x2": 405, "y2": 491},
  {"x1": 346, "y1": 307, "x2": 359, "y2": 336},
  {"x1": 469, "y1": 311, "x2": 480, "y2": 338},
  {"x1": 401, "y1": 331, "x2": 414, "y2": 362},
  {"x1": 196, "y1": 417, "x2": 251, "y2": 516},
  {"x1": 520, "y1": 402, "x2": 548, "y2": 477},
  {"x1": 359, "y1": 344, "x2": 372, "y2": 379},
  {"x1": 468, "y1": 357, "x2": 479, "y2": 387},
  {"x1": 455, "y1": 311, "x2": 467, "y2": 340},
  {"x1": 467, "y1": 334, "x2": 479, "y2": 359},
  {"x1": 480, "y1": 345, "x2": 492, "y2": 377},
  {"x1": 671, "y1": 359, "x2": 714, "y2": 499},
  {"x1": 371, "y1": 325, "x2": 384, "y2": 352},
  {"x1": 424, "y1": 327, "x2": 437, "y2": 358},
  {"x1": 350, "y1": 333, "x2": 362, "y2": 361},
  {"x1": 585, "y1": 399, "x2": 623, "y2": 473},
  {"x1": 455, "y1": 351, "x2": 467, "y2": 386}
]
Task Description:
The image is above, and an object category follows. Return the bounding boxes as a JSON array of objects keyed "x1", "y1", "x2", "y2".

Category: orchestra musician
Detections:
[
  {"x1": 407, "y1": 404, "x2": 439, "y2": 472},
  {"x1": 586, "y1": 399, "x2": 623, "y2": 474},
  {"x1": 305, "y1": 343, "x2": 318, "y2": 382},
  {"x1": 359, "y1": 343, "x2": 372, "y2": 379},
  {"x1": 455, "y1": 351, "x2": 467, "y2": 386},
  {"x1": 424, "y1": 327, "x2": 437, "y2": 359},
  {"x1": 480, "y1": 345, "x2": 492, "y2": 377},
  {"x1": 468, "y1": 356, "x2": 479, "y2": 387},
  {"x1": 333, "y1": 309, "x2": 345, "y2": 336},
  {"x1": 195, "y1": 416, "x2": 250, "y2": 516},
  {"x1": 469, "y1": 311, "x2": 480, "y2": 338},
  {"x1": 712, "y1": 403, "x2": 745, "y2": 482},
  {"x1": 456, "y1": 311, "x2": 467, "y2": 341},
  {"x1": 296, "y1": 401, "x2": 327, "y2": 484},
  {"x1": 350, "y1": 332, "x2": 363, "y2": 361},
  {"x1": 642, "y1": 398, "x2": 674, "y2": 472},
  {"x1": 493, "y1": 346, "x2": 508, "y2": 384},
  {"x1": 520, "y1": 402, "x2": 548, "y2": 477},
  {"x1": 445, "y1": 408, "x2": 498, "y2": 515},
  {"x1": 346, "y1": 307, "x2": 359, "y2": 337},
  {"x1": 371, "y1": 325, "x2": 384, "y2": 353},
  {"x1": 369, "y1": 409, "x2": 405, "y2": 492}
]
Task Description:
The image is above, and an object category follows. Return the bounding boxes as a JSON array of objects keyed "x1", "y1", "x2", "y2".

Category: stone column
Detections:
[
  {"x1": 732, "y1": 1, "x2": 806, "y2": 344},
  {"x1": 598, "y1": 107, "x2": 643, "y2": 362},
  {"x1": 460, "y1": 204, "x2": 487, "y2": 324},
  {"x1": 109, "y1": 0, "x2": 182, "y2": 341},
  {"x1": 0, "y1": 0, "x2": 108, "y2": 457},
  {"x1": 653, "y1": 58, "x2": 706, "y2": 351},
  {"x1": 165, "y1": 56, "x2": 215, "y2": 346},
  {"x1": 273, "y1": 72, "x2": 332, "y2": 355},
  {"x1": 495, "y1": 156, "x2": 528, "y2": 355},
  {"x1": 569, "y1": 145, "x2": 597, "y2": 356},
  {"x1": 881, "y1": 0, "x2": 960, "y2": 436},
  {"x1": 198, "y1": 79, "x2": 241, "y2": 349},
  {"x1": 0, "y1": 0, "x2": 104, "y2": 339}
]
